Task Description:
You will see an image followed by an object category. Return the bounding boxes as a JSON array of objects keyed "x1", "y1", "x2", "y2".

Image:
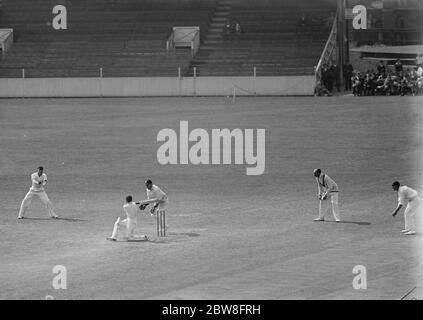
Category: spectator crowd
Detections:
[
  {"x1": 349, "y1": 59, "x2": 423, "y2": 96},
  {"x1": 316, "y1": 58, "x2": 423, "y2": 96}
]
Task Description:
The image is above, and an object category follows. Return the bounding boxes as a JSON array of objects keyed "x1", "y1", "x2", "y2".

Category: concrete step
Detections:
[
  {"x1": 209, "y1": 22, "x2": 226, "y2": 28},
  {"x1": 208, "y1": 28, "x2": 225, "y2": 34},
  {"x1": 198, "y1": 45, "x2": 216, "y2": 50},
  {"x1": 215, "y1": 11, "x2": 230, "y2": 17},
  {"x1": 216, "y1": 6, "x2": 231, "y2": 11},
  {"x1": 203, "y1": 40, "x2": 219, "y2": 45},
  {"x1": 212, "y1": 17, "x2": 228, "y2": 22},
  {"x1": 205, "y1": 33, "x2": 222, "y2": 40},
  {"x1": 205, "y1": 34, "x2": 222, "y2": 39}
]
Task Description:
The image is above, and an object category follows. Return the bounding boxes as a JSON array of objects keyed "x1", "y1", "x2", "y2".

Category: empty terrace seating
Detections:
[
  {"x1": 0, "y1": 0, "x2": 216, "y2": 77},
  {"x1": 187, "y1": 0, "x2": 337, "y2": 76}
]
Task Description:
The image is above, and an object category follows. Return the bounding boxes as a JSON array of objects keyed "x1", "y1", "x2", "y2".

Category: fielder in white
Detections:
[
  {"x1": 107, "y1": 195, "x2": 147, "y2": 241},
  {"x1": 313, "y1": 168, "x2": 341, "y2": 222},
  {"x1": 391, "y1": 181, "x2": 419, "y2": 235},
  {"x1": 145, "y1": 179, "x2": 168, "y2": 216},
  {"x1": 18, "y1": 166, "x2": 58, "y2": 219}
]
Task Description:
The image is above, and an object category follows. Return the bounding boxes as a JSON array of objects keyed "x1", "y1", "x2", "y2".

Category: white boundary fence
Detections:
[{"x1": 0, "y1": 75, "x2": 315, "y2": 97}]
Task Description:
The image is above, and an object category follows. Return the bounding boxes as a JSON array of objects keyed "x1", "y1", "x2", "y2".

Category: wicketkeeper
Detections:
[{"x1": 144, "y1": 179, "x2": 168, "y2": 215}]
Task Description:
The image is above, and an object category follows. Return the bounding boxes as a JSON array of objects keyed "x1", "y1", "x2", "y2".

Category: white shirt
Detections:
[
  {"x1": 123, "y1": 202, "x2": 139, "y2": 221},
  {"x1": 316, "y1": 173, "x2": 338, "y2": 196},
  {"x1": 30, "y1": 172, "x2": 47, "y2": 192},
  {"x1": 147, "y1": 184, "x2": 167, "y2": 202},
  {"x1": 398, "y1": 186, "x2": 418, "y2": 205}
]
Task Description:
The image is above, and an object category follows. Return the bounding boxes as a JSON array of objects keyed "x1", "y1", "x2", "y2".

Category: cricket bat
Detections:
[{"x1": 136, "y1": 198, "x2": 158, "y2": 206}]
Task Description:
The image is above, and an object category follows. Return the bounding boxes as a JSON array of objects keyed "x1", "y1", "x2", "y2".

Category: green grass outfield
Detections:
[{"x1": 1, "y1": 96, "x2": 423, "y2": 299}]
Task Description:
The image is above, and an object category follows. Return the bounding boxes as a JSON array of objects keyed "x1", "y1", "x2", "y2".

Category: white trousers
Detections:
[
  {"x1": 18, "y1": 190, "x2": 56, "y2": 218},
  {"x1": 158, "y1": 199, "x2": 168, "y2": 210},
  {"x1": 151, "y1": 200, "x2": 168, "y2": 214},
  {"x1": 404, "y1": 197, "x2": 419, "y2": 231},
  {"x1": 319, "y1": 192, "x2": 340, "y2": 221},
  {"x1": 111, "y1": 217, "x2": 137, "y2": 239}
]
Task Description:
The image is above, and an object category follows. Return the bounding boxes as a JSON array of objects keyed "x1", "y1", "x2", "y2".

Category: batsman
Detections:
[
  {"x1": 107, "y1": 195, "x2": 148, "y2": 242},
  {"x1": 313, "y1": 168, "x2": 341, "y2": 222}
]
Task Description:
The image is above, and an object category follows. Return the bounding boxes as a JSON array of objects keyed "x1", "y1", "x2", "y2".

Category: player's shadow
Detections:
[
  {"x1": 325, "y1": 220, "x2": 371, "y2": 226},
  {"x1": 20, "y1": 217, "x2": 87, "y2": 222},
  {"x1": 114, "y1": 238, "x2": 170, "y2": 244},
  {"x1": 168, "y1": 232, "x2": 200, "y2": 237},
  {"x1": 147, "y1": 239, "x2": 172, "y2": 244}
]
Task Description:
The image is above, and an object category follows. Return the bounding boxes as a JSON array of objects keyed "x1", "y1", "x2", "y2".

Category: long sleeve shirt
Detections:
[{"x1": 316, "y1": 173, "x2": 338, "y2": 197}]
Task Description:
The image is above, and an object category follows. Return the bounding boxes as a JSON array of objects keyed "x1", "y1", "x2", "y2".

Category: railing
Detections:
[
  {"x1": 191, "y1": 29, "x2": 200, "y2": 55},
  {"x1": 315, "y1": 11, "x2": 338, "y2": 85},
  {"x1": 166, "y1": 32, "x2": 174, "y2": 52},
  {"x1": 0, "y1": 65, "x2": 316, "y2": 79}
]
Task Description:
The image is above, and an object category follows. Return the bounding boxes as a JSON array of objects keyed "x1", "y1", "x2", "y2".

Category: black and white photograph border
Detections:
[{"x1": 1, "y1": 0, "x2": 423, "y2": 305}]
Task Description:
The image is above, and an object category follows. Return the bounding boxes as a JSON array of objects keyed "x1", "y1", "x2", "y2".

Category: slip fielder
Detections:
[
  {"x1": 313, "y1": 168, "x2": 340, "y2": 222},
  {"x1": 391, "y1": 181, "x2": 420, "y2": 235},
  {"x1": 17, "y1": 166, "x2": 58, "y2": 219}
]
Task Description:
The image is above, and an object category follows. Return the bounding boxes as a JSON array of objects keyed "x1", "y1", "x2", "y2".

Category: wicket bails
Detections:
[{"x1": 156, "y1": 210, "x2": 166, "y2": 237}]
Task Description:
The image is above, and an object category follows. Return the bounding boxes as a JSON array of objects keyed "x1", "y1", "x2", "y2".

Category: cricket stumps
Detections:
[{"x1": 157, "y1": 210, "x2": 166, "y2": 237}]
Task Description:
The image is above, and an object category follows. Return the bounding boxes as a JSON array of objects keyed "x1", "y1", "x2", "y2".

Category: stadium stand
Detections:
[
  {"x1": 0, "y1": 0, "x2": 215, "y2": 77},
  {"x1": 349, "y1": 0, "x2": 423, "y2": 46},
  {"x1": 186, "y1": 0, "x2": 337, "y2": 76},
  {"x1": 0, "y1": 0, "x2": 337, "y2": 78}
]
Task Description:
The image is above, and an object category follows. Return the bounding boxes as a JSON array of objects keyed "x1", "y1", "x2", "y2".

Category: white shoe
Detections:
[
  {"x1": 401, "y1": 229, "x2": 410, "y2": 233},
  {"x1": 335, "y1": 220, "x2": 341, "y2": 223},
  {"x1": 404, "y1": 231, "x2": 417, "y2": 235},
  {"x1": 51, "y1": 215, "x2": 59, "y2": 219},
  {"x1": 106, "y1": 237, "x2": 117, "y2": 241},
  {"x1": 17, "y1": 216, "x2": 24, "y2": 219},
  {"x1": 313, "y1": 218, "x2": 324, "y2": 221}
]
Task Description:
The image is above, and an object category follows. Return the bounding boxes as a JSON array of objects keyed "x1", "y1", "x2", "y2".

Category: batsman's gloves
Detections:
[
  {"x1": 150, "y1": 203, "x2": 159, "y2": 214},
  {"x1": 139, "y1": 204, "x2": 147, "y2": 210}
]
